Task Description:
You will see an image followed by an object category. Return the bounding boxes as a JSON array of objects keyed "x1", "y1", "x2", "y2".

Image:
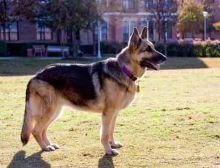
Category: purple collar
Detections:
[{"x1": 119, "y1": 64, "x2": 137, "y2": 81}]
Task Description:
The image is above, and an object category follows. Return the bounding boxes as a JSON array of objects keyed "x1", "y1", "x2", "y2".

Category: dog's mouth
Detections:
[{"x1": 140, "y1": 59, "x2": 161, "y2": 70}]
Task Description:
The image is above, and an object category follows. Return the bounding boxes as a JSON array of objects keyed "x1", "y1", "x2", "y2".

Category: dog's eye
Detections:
[{"x1": 145, "y1": 46, "x2": 153, "y2": 52}]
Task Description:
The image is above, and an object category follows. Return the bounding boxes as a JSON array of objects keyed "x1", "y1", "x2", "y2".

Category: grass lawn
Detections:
[{"x1": 0, "y1": 57, "x2": 220, "y2": 167}]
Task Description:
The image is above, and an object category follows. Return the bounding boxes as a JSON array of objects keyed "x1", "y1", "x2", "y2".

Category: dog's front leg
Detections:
[
  {"x1": 109, "y1": 113, "x2": 123, "y2": 149},
  {"x1": 101, "y1": 111, "x2": 118, "y2": 156}
]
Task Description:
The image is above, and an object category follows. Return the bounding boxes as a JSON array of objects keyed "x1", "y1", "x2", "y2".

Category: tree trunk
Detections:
[
  {"x1": 75, "y1": 30, "x2": 80, "y2": 57},
  {"x1": 71, "y1": 31, "x2": 77, "y2": 57},
  {"x1": 2, "y1": 23, "x2": 6, "y2": 41},
  {"x1": 56, "y1": 29, "x2": 61, "y2": 44},
  {"x1": 3, "y1": 0, "x2": 7, "y2": 41},
  {"x1": 156, "y1": 23, "x2": 161, "y2": 42},
  {"x1": 92, "y1": 24, "x2": 96, "y2": 56}
]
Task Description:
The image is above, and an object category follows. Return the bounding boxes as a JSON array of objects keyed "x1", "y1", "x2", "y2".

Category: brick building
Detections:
[
  {"x1": 0, "y1": 0, "x2": 219, "y2": 45},
  {"x1": 81, "y1": 0, "x2": 178, "y2": 44}
]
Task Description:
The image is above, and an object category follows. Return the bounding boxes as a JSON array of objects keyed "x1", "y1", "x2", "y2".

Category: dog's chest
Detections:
[
  {"x1": 102, "y1": 78, "x2": 137, "y2": 111},
  {"x1": 120, "y1": 91, "x2": 135, "y2": 109}
]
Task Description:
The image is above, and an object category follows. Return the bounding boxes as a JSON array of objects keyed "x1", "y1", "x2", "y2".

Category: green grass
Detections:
[{"x1": 0, "y1": 58, "x2": 220, "y2": 167}]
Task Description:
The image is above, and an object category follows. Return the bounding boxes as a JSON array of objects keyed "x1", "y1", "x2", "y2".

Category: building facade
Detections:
[
  {"x1": 0, "y1": 0, "x2": 219, "y2": 45},
  {"x1": 0, "y1": 19, "x2": 56, "y2": 43},
  {"x1": 81, "y1": 0, "x2": 178, "y2": 44}
]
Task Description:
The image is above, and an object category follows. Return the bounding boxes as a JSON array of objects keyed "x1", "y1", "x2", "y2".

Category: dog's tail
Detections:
[{"x1": 21, "y1": 80, "x2": 35, "y2": 146}]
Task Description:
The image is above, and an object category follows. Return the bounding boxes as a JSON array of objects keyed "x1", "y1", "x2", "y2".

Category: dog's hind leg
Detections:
[
  {"x1": 26, "y1": 90, "x2": 49, "y2": 151},
  {"x1": 32, "y1": 96, "x2": 63, "y2": 152},
  {"x1": 29, "y1": 79, "x2": 62, "y2": 151},
  {"x1": 41, "y1": 105, "x2": 63, "y2": 150},
  {"x1": 33, "y1": 106, "x2": 61, "y2": 151}
]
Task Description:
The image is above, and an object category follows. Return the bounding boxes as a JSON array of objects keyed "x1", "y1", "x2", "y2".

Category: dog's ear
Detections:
[
  {"x1": 128, "y1": 28, "x2": 140, "y2": 52},
  {"x1": 141, "y1": 27, "x2": 148, "y2": 39}
]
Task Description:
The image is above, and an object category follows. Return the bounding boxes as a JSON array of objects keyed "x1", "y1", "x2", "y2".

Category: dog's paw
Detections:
[
  {"x1": 110, "y1": 142, "x2": 123, "y2": 149},
  {"x1": 51, "y1": 144, "x2": 59, "y2": 149},
  {"x1": 105, "y1": 149, "x2": 119, "y2": 157},
  {"x1": 42, "y1": 145, "x2": 56, "y2": 152}
]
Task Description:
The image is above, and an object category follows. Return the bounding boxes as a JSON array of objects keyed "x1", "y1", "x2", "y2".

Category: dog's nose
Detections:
[
  {"x1": 152, "y1": 53, "x2": 167, "y2": 63},
  {"x1": 157, "y1": 51, "x2": 167, "y2": 62},
  {"x1": 161, "y1": 55, "x2": 167, "y2": 61}
]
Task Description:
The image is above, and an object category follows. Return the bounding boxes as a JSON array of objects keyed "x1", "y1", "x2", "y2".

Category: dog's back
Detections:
[{"x1": 20, "y1": 59, "x2": 129, "y2": 150}]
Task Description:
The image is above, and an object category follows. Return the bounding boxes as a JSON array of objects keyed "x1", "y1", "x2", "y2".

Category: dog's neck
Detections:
[
  {"x1": 117, "y1": 47, "x2": 145, "y2": 79},
  {"x1": 118, "y1": 63, "x2": 137, "y2": 81}
]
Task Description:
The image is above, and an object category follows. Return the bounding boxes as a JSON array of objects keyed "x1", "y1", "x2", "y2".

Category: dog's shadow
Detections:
[
  {"x1": 98, "y1": 155, "x2": 115, "y2": 168},
  {"x1": 8, "y1": 150, "x2": 115, "y2": 168},
  {"x1": 7, "y1": 150, "x2": 50, "y2": 168}
]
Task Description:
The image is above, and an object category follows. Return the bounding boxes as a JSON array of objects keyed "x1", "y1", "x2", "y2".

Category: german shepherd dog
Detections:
[{"x1": 21, "y1": 27, "x2": 166, "y2": 156}]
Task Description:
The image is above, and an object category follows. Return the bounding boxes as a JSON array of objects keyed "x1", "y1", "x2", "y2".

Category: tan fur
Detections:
[
  {"x1": 21, "y1": 27, "x2": 166, "y2": 156},
  {"x1": 22, "y1": 79, "x2": 64, "y2": 151},
  {"x1": 21, "y1": 73, "x2": 136, "y2": 153}
]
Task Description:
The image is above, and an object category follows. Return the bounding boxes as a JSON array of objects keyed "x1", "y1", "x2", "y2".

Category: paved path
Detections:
[
  {"x1": 0, "y1": 56, "x2": 62, "y2": 60},
  {"x1": 0, "y1": 56, "x2": 105, "y2": 61}
]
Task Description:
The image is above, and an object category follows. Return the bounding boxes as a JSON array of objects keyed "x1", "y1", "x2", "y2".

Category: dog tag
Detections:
[{"x1": 136, "y1": 84, "x2": 140, "y2": 92}]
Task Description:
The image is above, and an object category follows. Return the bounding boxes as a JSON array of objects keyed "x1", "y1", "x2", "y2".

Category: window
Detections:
[
  {"x1": 36, "y1": 23, "x2": 52, "y2": 40},
  {"x1": 160, "y1": 0, "x2": 173, "y2": 8},
  {"x1": 160, "y1": 21, "x2": 172, "y2": 40},
  {"x1": 101, "y1": 22, "x2": 107, "y2": 41},
  {"x1": 167, "y1": 21, "x2": 172, "y2": 39},
  {"x1": 96, "y1": 0, "x2": 107, "y2": 6},
  {"x1": 141, "y1": 20, "x2": 154, "y2": 40},
  {"x1": 123, "y1": 20, "x2": 136, "y2": 42},
  {"x1": 141, "y1": 20, "x2": 148, "y2": 29},
  {"x1": 123, "y1": 21, "x2": 129, "y2": 42},
  {"x1": 95, "y1": 21, "x2": 108, "y2": 41},
  {"x1": 149, "y1": 20, "x2": 154, "y2": 40},
  {"x1": 123, "y1": 0, "x2": 135, "y2": 10},
  {"x1": 159, "y1": 0, "x2": 166, "y2": 6},
  {"x1": 167, "y1": 0, "x2": 173, "y2": 6},
  {"x1": 145, "y1": 0, "x2": 154, "y2": 8},
  {"x1": 0, "y1": 22, "x2": 18, "y2": 41}
]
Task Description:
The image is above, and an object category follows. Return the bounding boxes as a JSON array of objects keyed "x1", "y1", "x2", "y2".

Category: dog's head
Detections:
[{"x1": 128, "y1": 27, "x2": 167, "y2": 70}]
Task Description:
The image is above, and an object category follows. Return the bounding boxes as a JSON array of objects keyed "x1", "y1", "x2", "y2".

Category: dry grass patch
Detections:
[{"x1": 0, "y1": 59, "x2": 220, "y2": 167}]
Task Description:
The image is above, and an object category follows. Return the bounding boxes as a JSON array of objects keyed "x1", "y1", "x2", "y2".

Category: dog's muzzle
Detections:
[{"x1": 140, "y1": 51, "x2": 167, "y2": 70}]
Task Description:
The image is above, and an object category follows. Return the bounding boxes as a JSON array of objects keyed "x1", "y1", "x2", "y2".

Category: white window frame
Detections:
[{"x1": 122, "y1": 18, "x2": 137, "y2": 42}]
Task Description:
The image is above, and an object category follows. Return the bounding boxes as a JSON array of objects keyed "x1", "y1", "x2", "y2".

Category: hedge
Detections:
[
  {"x1": 80, "y1": 42, "x2": 125, "y2": 55},
  {"x1": 6, "y1": 42, "x2": 62, "y2": 56},
  {"x1": 0, "y1": 42, "x2": 220, "y2": 57},
  {"x1": 156, "y1": 43, "x2": 220, "y2": 57},
  {"x1": 0, "y1": 41, "x2": 7, "y2": 56}
]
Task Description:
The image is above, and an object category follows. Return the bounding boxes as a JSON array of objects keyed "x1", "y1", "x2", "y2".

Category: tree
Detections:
[
  {"x1": 213, "y1": 21, "x2": 220, "y2": 31},
  {"x1": 212, "y1": 5, "x2": 220, "y2": 32},
  {"x1": 0, "y1": 0, "x2": 18, "y2": 41},
  {"x1": 144, "y1": 0, "x2": 178, "y2": 42},
  {"x1": 177, "y1": 0, "x2": 203, "y2": 38},
  {"x1": 18, "y1": 0, "x2": 100, "y2": 57},
  {"x1": 15, "y1": 0, "x2": 43, "y2": 21},
  {"x1": 87, "y1": 0, "x2": 105, "y2": 56}
]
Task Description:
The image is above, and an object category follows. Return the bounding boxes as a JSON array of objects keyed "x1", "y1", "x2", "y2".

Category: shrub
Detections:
[
  {"x1": 203, "y1": 44, "x2": 220, "y2": 57},
  {"x1": 181, "y1": 43, "x2": 194, "y2": 57},
  {"x1": 101, "y1": 42, "x2": 125, "y2": 54},
  {"x1": 80, "y1": 45, "x2": 93, "y2": 54},
  {"x1": 158, "y1": 43, "x2": 220, "y2": 57},
  {"x1": 1, "y1": 41, "x2": 220, "y2": 57},
  {"x1": 155, "y1": 43, "x2": 165, "y2": 54},
  {"x1": 6, "y1": 42, "x2": 62, "y2": 56},
  {"x1": 167, "y1": 43, "x2": 182, "y2": 57},
  {"x1": 193, "y1": 44, "x2": 204, "y2": 57},
  {"x1": 0, "y1": 41, "x2": 7, "y2": 56},
  {"x1": 80, "y1": 42, "x2": 125, "y2": 55}
]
